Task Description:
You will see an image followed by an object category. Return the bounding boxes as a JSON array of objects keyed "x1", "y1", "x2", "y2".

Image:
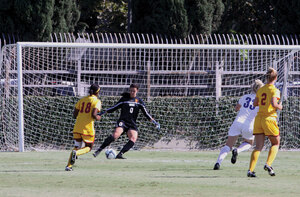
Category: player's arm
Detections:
[
  {"x1": 97, "y1": 102, "x2": 123, "y2": 116},
  {"x1": 139, "y1": 101, "x2": 160, "y2": 131},
  {"x1": 92, "y1": 108, "x2": 101, "y2": 121},
  {"x1": 235, "y1": 104, "x2": 241, "y2": 112},
  {"x1": 253, "y1": 97, "x2": 259, "y2": 107},
  {"x1": 73, "y1": 108, "x2": 79, "y2": 119},
  {"x1": 271, "y1": 97, "x2": 283, "y2": 110}
]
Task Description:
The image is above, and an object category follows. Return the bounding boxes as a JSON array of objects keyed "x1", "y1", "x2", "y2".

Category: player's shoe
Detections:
[
  {"x1": 93, "y1": 149, "x2": 102, "y2": 158},
  {"x1": 70, "y1": 150, "x2": 76, "y2": 165},
  {"x1": 264, "y1": 164, "x2": 275, "y2": 176},
  {"x1": 247, "y1": 170, "x2": 256, "y2": 177},
  {"x1": 65, "y1": 166, "x2": 73, "y2": 171},
  {"x1": 213, "y1": 163, "x2": 220, "y2": 170},
  {"x1": 231, "y1": 148, "x2": 238, "y2": 164},
  {"x1": 116, "y1": 153, "x2": 126, "y2": 159}
]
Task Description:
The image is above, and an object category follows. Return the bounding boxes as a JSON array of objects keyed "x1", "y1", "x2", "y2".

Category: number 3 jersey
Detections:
[
  {"x1": 229, "y1": 93, "x2": 258, "y2": 138},
  {"x1": 73, "y1": 95, "x2": 102, "y2": 136},
  {"x1": 106, "y1": 96, "x2": 153, "y2": 127},
  {"x1": 234, "y1": 93, "x2": 258, "y2": 124}
]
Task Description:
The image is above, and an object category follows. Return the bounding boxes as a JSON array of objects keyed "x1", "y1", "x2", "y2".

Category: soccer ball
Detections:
[{"x1": 105, "y1": 149, "x2": 117, "y2": 159}]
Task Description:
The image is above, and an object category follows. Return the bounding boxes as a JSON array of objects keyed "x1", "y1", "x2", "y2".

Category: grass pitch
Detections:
[{"x1": 0, "y1": 150, "x2": 299, "y2": 197}]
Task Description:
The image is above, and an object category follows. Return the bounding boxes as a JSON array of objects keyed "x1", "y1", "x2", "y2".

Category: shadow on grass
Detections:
[
  {"x1": 152, "y1": 175, "x2": 219, "y2": 178},
  {"x1": 0, "y1": 170, "x2": 63, "y2": 173}
]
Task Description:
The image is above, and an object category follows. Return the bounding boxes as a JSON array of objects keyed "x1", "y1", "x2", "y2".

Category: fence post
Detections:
[
  {"x1": 147, "y1": 60, "x2": 151, "y2": 102},
  {"x1": 216, "y1": 61, "x2": 223, "y2": 101}
]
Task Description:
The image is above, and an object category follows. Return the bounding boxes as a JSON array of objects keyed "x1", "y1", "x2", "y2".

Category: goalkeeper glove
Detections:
[
  {"x1": 97, "y1": 111, "x2": 106, "y2": 116},
  {"x1": 152, "y1": 120, "x2": 160, "y2": 131}
]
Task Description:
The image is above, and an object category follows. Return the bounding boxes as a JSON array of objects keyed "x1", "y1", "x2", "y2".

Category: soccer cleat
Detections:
[
  {"x1": 264, "y1": 164, "x2": 275, "y2": 176},
  {"x1": 93, "y1": 149, "x2": 102, "y2": 158},
  {"x1": 70, "y1": 150, "x2": 77, "y2": 165},
  {"x1": 247, "y1": 170, "x2": 256, "y2": 177},
  {"x1": 231, "y1": 148, "x2": 238, "y2": 164},
  {"x1": 116, "y1": 153, "x2": 126, "y2": 159},
  {"x1": 65, "y1": 166, "x2": 73, "y2": 171},
  {"x1": 213, "y1": 163, "x2": 220, "y2": 170}
]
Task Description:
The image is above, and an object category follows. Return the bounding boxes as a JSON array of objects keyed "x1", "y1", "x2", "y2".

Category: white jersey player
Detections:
[{"x1": 214, "y1": 79, "x2": 264, "y2": 170}]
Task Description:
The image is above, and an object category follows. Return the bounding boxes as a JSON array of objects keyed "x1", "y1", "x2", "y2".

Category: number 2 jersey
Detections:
[
  {"x1": 256, "y1": 84, "x2": 280, "y2": 118},
  {"x1": 73, "y1": 95, "x2": 102, "y2": 136},
  {"x1": 105, "y1": 96, "x2": 153, "y2": 128}
]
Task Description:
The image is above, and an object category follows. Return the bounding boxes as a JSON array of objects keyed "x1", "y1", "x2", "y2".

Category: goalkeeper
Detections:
[
  {"x1": 93, "y1": 84, "x2": 160, "y2": 159},
  {"x1": 213, "y1": 79, "x2": 264, "y2": 170},
  {"x1": 65, "y1": 84, "x2": 102, "y2": 171}
]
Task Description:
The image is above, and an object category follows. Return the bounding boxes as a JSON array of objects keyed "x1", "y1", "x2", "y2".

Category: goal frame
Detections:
[{"x1": 16, "y1": 42, "x2": 300, "y2": 152}]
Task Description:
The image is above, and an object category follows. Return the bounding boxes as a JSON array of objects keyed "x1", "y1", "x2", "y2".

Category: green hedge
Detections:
[{"x1": 1, "y1": 96, "x2": 299, "y2": 150}]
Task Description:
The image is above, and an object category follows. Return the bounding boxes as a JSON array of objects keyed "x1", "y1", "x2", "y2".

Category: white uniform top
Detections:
[{"x1": 228, "y1": 93, "x2": 258, "y2": 140}]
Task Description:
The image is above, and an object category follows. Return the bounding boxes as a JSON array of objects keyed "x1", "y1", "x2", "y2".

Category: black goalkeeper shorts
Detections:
[{"x1": 115, "y1": 120, "x2": 138, "y2": 133}]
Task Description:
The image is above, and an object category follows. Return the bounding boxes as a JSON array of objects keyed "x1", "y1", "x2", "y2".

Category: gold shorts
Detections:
[
  {"x1": 253, "y1": 115, "x2": 280, "y2": 136},
  {"x1": 73, "y1": 132, "x2": 95, "y2": 144}
]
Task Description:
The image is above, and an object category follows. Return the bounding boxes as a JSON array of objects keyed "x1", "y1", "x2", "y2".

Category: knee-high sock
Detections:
[
  {"x1": 119, "y1": 140, "x2": 135, "y2": 155},
  {"x1": 76, "y1": 147, "x2": 91, "y2": 156},
  {"x1": 67, "y1": 147, "x2": 77, "y2": 167},
  {"x1": 237, "y1": 142, "x2": 251, "y2": 154},
  {"x1": 216, "y1": 145, "x2": 231, "y2": 164},
  {"x1": 266, "y1": 145, "x2": 279, "y2": 166},
  {"x1": 249, "y1": 150, "x2": 260, "y2": 172},
  {"x1": 98, "y1": 135, "x2": 115, "y2": 151}
]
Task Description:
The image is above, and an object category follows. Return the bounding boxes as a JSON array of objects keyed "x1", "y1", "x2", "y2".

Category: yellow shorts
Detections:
[
  {"x1": 73, "y1": 132, "x2": 95, "y2": 144},
  {"x1": 253, "y1": 115, "x2": 280, "y2": 136}
]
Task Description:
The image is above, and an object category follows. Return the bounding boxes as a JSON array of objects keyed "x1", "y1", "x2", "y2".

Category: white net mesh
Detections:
[{"x1": 0, "y1": 43, "x2": 299, "y2": 151}]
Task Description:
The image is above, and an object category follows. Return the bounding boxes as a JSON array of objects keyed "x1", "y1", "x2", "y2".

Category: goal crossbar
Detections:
[{"x1": 17, "y1": 42, "x2": 300, "y2": 50}]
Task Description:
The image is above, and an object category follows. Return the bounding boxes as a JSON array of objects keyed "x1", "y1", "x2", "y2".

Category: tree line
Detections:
[{"x1": 0, "y1": 0, "x2": 299, "y2": 41}]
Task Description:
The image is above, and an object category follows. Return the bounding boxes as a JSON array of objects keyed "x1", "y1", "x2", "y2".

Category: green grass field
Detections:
[{"x1": 0, "y1": 150, "x2": 299, "y2": 197}]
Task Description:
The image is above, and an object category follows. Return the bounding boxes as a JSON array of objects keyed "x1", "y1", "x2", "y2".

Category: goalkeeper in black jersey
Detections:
[{"x1": 93, "y1": 84, "x2": 160, "y2": 159}]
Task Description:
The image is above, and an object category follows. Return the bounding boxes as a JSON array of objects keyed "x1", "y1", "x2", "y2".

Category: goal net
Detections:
[{"x1": 0, "y1": 42, "x2": 299, "y2": 151}]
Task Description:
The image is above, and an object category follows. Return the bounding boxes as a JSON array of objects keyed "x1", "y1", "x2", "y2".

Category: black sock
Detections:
[
  {"x1": 98, "y1": 135, "x2": 115, "y2": 151},
  {"x1": 119, "y1": 140, "x2": 135, "y2": 155}
]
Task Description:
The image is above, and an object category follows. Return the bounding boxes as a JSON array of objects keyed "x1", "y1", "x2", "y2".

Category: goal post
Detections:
[
  {"x1": 17, "y1": 43, "x2": 25, "y2": 152},
  {"x1": 1, "y1": 42, "x2": 300, "y2": 151}
]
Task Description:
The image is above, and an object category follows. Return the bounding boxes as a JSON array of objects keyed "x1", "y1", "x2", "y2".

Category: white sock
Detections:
[
  {"x1": 237, "y1": 142, "x2": 251, "y2": 154},
  {"x1": 217, "y1": 145, "x2": 231, "y2": 164}
]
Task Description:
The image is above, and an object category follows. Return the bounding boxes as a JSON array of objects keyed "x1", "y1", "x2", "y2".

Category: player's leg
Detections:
[
  {"x1": 237, "y1": 139, "x2": 253, "y2": 153},
  {"x1": 93, "y1": 127, "x2": 123, "y2": 157},
  {"x1": 233, "y1": 127, "x2": 254, "y2": 164},
  {"x1": 266, "y1": 135, "x2": 280, "y2": 166},
  {"x1": 214, "y1": 135, "x2": 238, "y2": 170},
  {"x1": 116, "y1": 129, "x2": 138, "y2": 159},
  {"x1": 66, "y1": 137, "x2": 82, "y2": 171},
  {"x1": 76, "y1": 135, "x2": 94, "y2": 156},
  {"x1": 264, "y1": 135, "x2": 280, "y2": 176},
  {"x1": 247, "y1": 116, "x2": 264, "y2": 177},
  {"x1": 232, "y1": 138, "x2": 253, "y2": 164},
  {"x1": 263, "y1": 116, "x2": 280, "y2": 176},
  {"x1": 248, "y1": 134, "x2": 264, "y2": 173}
]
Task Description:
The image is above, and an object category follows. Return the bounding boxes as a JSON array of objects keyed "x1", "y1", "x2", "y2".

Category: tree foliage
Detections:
[
  {"x1": 218, "y1": 0, "x2": 275, "y2": 34},
  {"x1": 185, "y1": 0, "x2": 224, "y2": 35},
  {"x1": 1, "y1": 0, "x2": 300, "y2": 41},
  {"x1": 0, "y1": 0, "x2": 80, "y2": 41},
  {"x1": 78, "y1": 0, "x2": 127, "y2": 33},
  {"x1": 218, "y1": 0, "x2": 300, "y2": 35},
  {"x1": 131, "y1": 0, "x2": 189, "y2": 38},
  {"x1": 272, "y1": 0, "x2": 300, "y2": 34}
]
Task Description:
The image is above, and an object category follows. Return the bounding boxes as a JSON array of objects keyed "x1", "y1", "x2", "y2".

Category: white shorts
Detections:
[{"x1": 228, "y1": 121, "x2": 254, "y2": 140}]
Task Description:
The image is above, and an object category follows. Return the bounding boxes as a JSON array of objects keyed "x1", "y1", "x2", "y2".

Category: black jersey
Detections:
[{"x1": 106, "y1": 96, "x2": 153, "y2": 126}]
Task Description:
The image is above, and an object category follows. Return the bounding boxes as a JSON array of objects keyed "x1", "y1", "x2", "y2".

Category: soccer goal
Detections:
[{"x1": 0, "y1": 42, "x2": 299, "y2": 152}]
